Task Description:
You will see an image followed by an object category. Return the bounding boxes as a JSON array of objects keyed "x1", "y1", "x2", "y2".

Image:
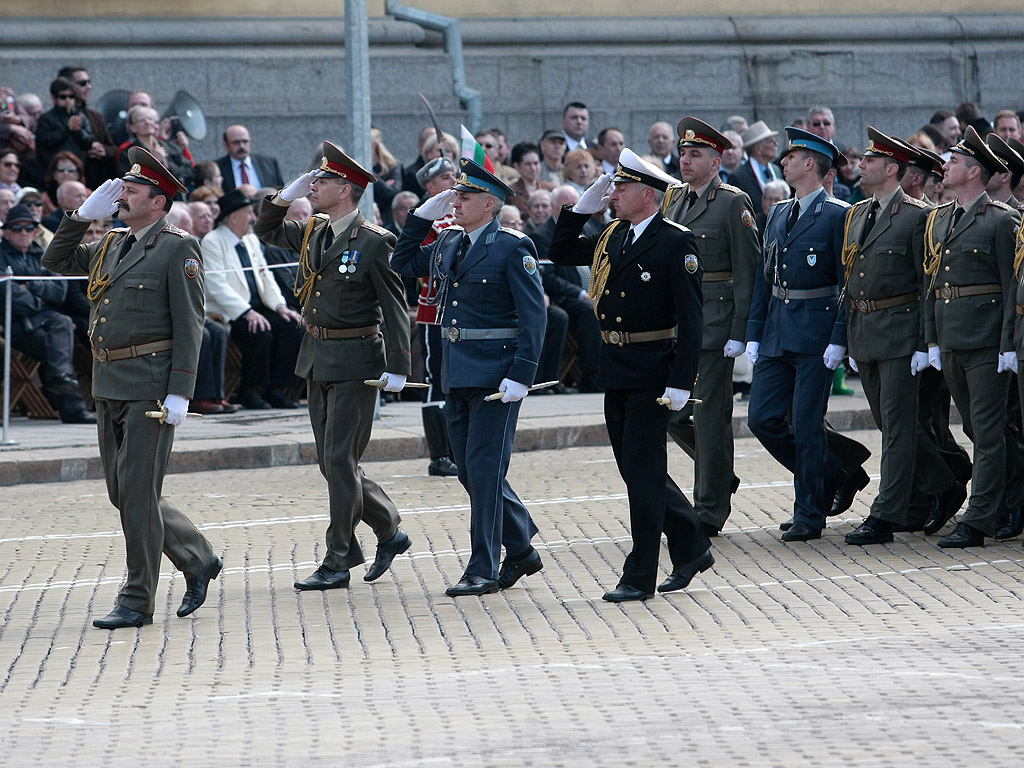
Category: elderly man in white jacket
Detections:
[{"x1": 202, "y1": 189, "x2": 304, "y2": 409}]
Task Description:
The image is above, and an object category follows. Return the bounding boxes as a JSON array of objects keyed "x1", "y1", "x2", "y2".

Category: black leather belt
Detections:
[
  {"x1": 772, "y1": 285, "x2": 839, "y2": 302},
  {"x1": 601, "y1": 328, "x2": 675, "y2": 346},
  {"x1": 934, "y1": 283, "x2": 1001, "y2": 300},
  {"x1": 445, "y1": 327, "x2": 519, "y2": 343},
  {"x1": 91, "y1": 339, "x2": 173, "y2": 362},
  {"x1": 702, "y1": 271, "x2": 733, "y2": 282}
]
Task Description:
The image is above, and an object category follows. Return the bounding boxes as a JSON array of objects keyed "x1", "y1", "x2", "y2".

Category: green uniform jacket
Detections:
[
  {"x1": 253, "y1": 198, "x2": 411, "y2": 382},
  {"x1": 42, "y1": 214, "x2": 204, "y2": 400},
  {"x1": 843, "y1": 193, "x2": 930, "y2": 361},
  {"x1": 663, "y1": 177, "x2": 759, "y2": 349},
  {"x1": 924, "y1": 193, "x2": 1021, "y2": 352}
]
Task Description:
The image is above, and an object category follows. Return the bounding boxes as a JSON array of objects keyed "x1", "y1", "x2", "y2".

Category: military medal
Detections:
[
  {"x1": 348, "y1": 251, "x2": 361, "y2": 273},
  {"x1": 339, "y1": 251, "x2": 350, "y2": 273}
]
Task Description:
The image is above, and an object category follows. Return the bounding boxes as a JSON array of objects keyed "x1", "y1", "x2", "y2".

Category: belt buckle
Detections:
[
  {"x1": 939, "y1": 286, "x2": 953, "y2": 300},
  {"x1": 777, "y1": 286, "x2": 789, "y2": 301},
  {"x1": 607, "y1": 330, "x2": 622, "y2": 345},
  {"x1": 446, "y1": 327, "x2": 461, "y2": 343},
  {"x1": 310, "y1": 325, "x2": 322, "y2": 339},
  {"x1": 856, "y1": 299, "x2": 869, "y2": 313},
  {"x1": 95, "y1": 348, "x2": 110, "y2": 362}
]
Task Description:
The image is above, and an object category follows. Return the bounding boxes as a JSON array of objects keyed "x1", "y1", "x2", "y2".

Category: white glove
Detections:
[
  {"x1": 745, "y1": 341, "x2": 760, "y2": 365},
  {"x1": 280, "y1": 170, "x2": 318, "y2": 202},
  {"x1": 910, "y1": 351, "x2": 929, "y2": 376},
  {"x1": 723, "y1": 339, "x2": 745, "y2": 358},
  {"x1": 381, "y1": 372, "x2": 407, "y2": 392},
  {"x1": 998, "y1": 351, "x2": 1018, "y2": 374},
  {"x1": 498, "y1": 378, "x2": 529, "y2": 403},
  {"x1": 928, "y1": 346, "x2": 942, "y2": 371},
  {"x1": 823, "y1": 344, "x2": 846, "y2": 371},
  {"x1": 572, "y1": 173, "x2": 613, "y2": 215},
  {"x1": 660, "y1": 387, "x2": 690, "y2": 411},
  {"x1": 415, "y1": 188, "x2": 456, "y2": 221},
  {"x1": 163, "y1": 394, "x2": 189, "y2": 426},
  {"x1": 847, "y1": 357, "x2": 859, "y2": 373},
  {"x1": 78, "y1": 178, "x2": 123, "y2": 219}
]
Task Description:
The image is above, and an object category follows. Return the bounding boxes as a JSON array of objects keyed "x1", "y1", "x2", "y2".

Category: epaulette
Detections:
[
  {"x1": 903, "y1": 196, "x2": 929, "y2": 209},
  {"x1": 161, "y1": 224, "x2": 189, "y2": 238},
  {"x1": 987, "y1": 199, "x2": 1013, "y2": 211},
  {"x1": 663, "y1": 218, "x2": 691, "y2": 233},
  {"x1": 499, "y1": 226, "x2": 527, "y2": 238},
  {"x1": 851, "y1": 198, "x2": 873, "y2": 209},
  {"x1": 718, "y1": 182, "x2": 743, "y2": 195},
  {"x1": 110, "y1": 226, "x2": 130, "y2": 234},
  {"x1": 360, "y1": 220, "x2": 391, "y2": 236},
  {"x1": 824, "y1": 196, "x2": 851, "y2": 209}
]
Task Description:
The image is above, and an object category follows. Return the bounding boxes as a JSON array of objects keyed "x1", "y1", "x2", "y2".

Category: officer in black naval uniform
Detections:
[
  {"x1": 43, "y1": 147, "x2": 221, "y2": 629},
  {"x1": 390, "y1": 158, "x2": 547, "y2": 597},
  {"x1": 745, "y1": 127, "x2": 851, "y2": 542},
  {"x1": 548, "y1": 148, "x2": 712, "y2": 602},
  {"x1": 923, "y1": 126, "x2": 1022, "y2": 548},
  {"x1": 662, "y1": 117, "x2": 759, "y2": 537}
]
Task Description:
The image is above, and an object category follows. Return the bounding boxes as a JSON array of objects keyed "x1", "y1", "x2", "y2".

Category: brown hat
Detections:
[
  {"x1": 312, "y1": 140, "x2": 377, "y2": 188},
  {"x1": 863, "y1": 126, "x2": 919, "y2": 164},
  {"x1": 676, "y1": 117, "x2": 732, "y2": 154},
  {"x1": 950, "y1": 125, "x2": 1008, "y2": 176},
  {"x1": 740, "y1": 120, "x2": 778, "y2": 149},
  {"x1": 122, "y1": 145, "x2": 187, "y2": 198}
]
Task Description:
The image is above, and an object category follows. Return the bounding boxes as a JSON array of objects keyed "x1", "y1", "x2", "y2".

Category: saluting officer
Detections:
[
  {"x1": 840, "y1": 128, "x2": 936, "y2": 545},
  {"x1": 254, "y1": 141, "x2": 413, "y2": 590},
  {"x1": 745, "y1": 126, "x2": 851, "y2": 542},
  {"x1": 389, "y1": 158, "x2": 547, "y2": 597},
  {"x1": 923, "y1": 126, "x2": 1022, "y2": 548},
  {"x1": 662, "y1": 117, "x2": 759, "y2": 537},
  {"x1": 548, "y1": 148, "x2": 712, "y2": 602},
  {"x1": 42, "y1": 147, "x2": 221, "y2": 630}
]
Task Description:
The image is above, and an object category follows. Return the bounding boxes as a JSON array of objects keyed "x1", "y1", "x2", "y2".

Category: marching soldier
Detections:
[
  {"x1": 662, "y1": 117, "x2": 759, "y2": 537},
  {"x1": 254, "y1": 141, "x2": 413, "y2": 590},
  {"x1": 923, "y1": 126, "x2": 1022, "y2": 548},
  {"x1": 42, "y1": 147, "x2": 221, "y2": 629}
]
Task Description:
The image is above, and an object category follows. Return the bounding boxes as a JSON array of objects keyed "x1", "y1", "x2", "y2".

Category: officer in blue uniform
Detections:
[
  {"x1": 548, "y1": 148, "x2": 712, "y2": 602},
  {"x1": 389, "y1": 158, "x2": 548, "y2": 597},
  {"x1": 745, "y1": 126, "x2": 851, "y2": 542}
]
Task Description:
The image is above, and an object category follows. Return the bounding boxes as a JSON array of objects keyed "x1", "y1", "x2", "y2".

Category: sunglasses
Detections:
[
  {"x1": 7, "y1": 223, "x2": 37, "y2": 232},
  {"x1": 55, "y1": 93, "x2": 75, "y2": 101},
  {"x1": 811, "y1": 120, "x2": 833, "y2": 127},
  {"x1": 74, "y1": 79, "x2": 91, "y2": 86},
  {"x1": 56, "y1": 166, "x2": 78, "y2": 173},
  {"x1": 22, "y1": 200, "x2": 43, "y2": 207}
]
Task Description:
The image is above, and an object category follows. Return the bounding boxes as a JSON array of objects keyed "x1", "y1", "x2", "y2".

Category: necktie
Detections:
[
  {"x1": 235, "y1": 241, "x2": 263, "y2": 309},
  {"x1": 240, "y1": 160, "x2": 250, "y2": 186},
  {"x1": 453, "y1": 233, "x2": 470, "y2": 274},
  {"x1": 322, "y1": 224, "x2": 335, "y2": 254},
  {"x1": 951, "y1": 206, "x2": 965, "y2": 228},
  {"x1": 859, "y1": 200, "x2": 879, "y2": 247},
  {"x1": 621, "y1": 228, "x2": 635, "y2": 256},
  {"x1": 786, "y1": 200, "x2": 800, "y2": 234},
  {"x1": 680, "y1": 190, "x2": 697, "y2": 219},
  {"x1": 117, "y1": 234, "x2": 136, "y2": 263}
]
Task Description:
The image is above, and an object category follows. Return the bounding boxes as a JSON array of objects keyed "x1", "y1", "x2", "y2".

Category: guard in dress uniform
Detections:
[
  {"x1": 744, "y1": 127, "x2": 851, "y2": 542},
  {"x1": 548, "y1": 148, "x2": 712, "y2": 602},
  {"x1": 389, "y1": 158, "x2": 547, "y2": 597},
  {"x1": 254, "y1": 141, "x2": 413, "y2": 590},
  {"x1": 42, "y1": 147, "x2": 221, "y2": 629},
  {"x1": 662, "y1": 117, "x2": 759, "y2": 537},
  {"x1": 922, "y1": 126, "x2": 1022, "y2": 548},
  {"x1": 840, "y1": 128, "x2": 945, "y2": 545}
]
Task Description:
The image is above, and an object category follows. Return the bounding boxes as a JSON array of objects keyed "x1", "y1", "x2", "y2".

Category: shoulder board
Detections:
[
  {"x1": 851, "y1": 198, "x2": 873, "y2": 209},
  {"x1": 110, "y1": 226, "x2": 130, "y2": 234},
  {"x1": 662, "y1": 218, "x2": 691, "y2": 233},
  {"x1": 936, "y1": 200, "x2": 955, "y2": 210},
  {"x1": 824, "y1": 197, "x2": 851, "y2": 209},
  {"x1": 498, "y1": 226, "x2": 527, "y2": 239},
  {"x1": 987, "y1": 199, "x2": 1013, "y2": 211},
  {"x1": 718, "y1": 182, "x2": 743, "y2": 195},
  {"x1": 360, "y1": 220, "x2": 391, "y2": 236},
  {"x1": 902, "y1": 195, "x2": 929, "y2": 209},
  {"x1": 161, "y1": 224, "x2": 189, "y2": 238}
]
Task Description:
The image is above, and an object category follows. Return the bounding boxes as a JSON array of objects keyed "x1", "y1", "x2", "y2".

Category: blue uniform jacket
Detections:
[
  {"x1": 390, "y1": 213, "x2": 546, "y2": 391},
  {"x1": 746, "y1": 188, "x2": 849, "y2": 357}
]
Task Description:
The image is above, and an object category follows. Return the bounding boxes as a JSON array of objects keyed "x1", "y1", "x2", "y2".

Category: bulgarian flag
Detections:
[{"x1": 460, "y1": 124, "x2": 495, "y2": 173}]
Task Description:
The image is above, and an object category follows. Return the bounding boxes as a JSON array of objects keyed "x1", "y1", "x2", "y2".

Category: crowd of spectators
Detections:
[{"x1": 2, "y1": 64, "x2": 1023, "y2": 421}]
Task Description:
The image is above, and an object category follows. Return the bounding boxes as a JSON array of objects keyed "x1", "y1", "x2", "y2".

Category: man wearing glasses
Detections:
[
  {"x1": 36, "y1": 77, "x2": 114, "y2": 190},
  {"x1": 53, "y1": 67, "x2": 116, "y2": 188},
  {"x1": 806, "y1": 106, "x2": 837, "y2": 142}
]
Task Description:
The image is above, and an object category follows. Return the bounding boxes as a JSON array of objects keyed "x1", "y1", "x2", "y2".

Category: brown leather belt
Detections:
[
  {"x1": 934, "y1": 283, "x2": 1002, "y2": 300},
  {"x1": 849, "y1": 291, "x2": 919, "y2": 314},
  {"x1": 91, "y1": 339, "x2": 173, "y2": 362},
  {"x1": 702, "y1": 271, "x2": 733, "y2": 282},
  {"x1": 306, "y1": 324, "x2": 378, "y2": 340},
  {"x1": 601, "y1": 328, "x2": 675, "y2": 346}
]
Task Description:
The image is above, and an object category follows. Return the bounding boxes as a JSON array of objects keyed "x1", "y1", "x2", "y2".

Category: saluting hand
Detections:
[
  {"x1": 415, "y1": 189, "x2": 456, "y2": 221},
  {"x1": 78, "y1": 178, "x2": 123, "y2": 219},
  {"x1": 572, "y1": 173, "x2": 613, "y2": 215},
  {"x1": 280, "y1": 170, "x2": 318, "y2": 202}
]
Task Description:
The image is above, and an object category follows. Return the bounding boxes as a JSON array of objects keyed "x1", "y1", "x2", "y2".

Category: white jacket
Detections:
[{"x1": 201, "y1": 225, "x2": 287, "y2": 322}]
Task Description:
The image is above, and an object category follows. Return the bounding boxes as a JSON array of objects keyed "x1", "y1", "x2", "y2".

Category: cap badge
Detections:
[
  {"x1": 684, "y1": 130, "x2": 695, "y2": 141},
  {"x1": 130, "y1": 164, "x2": 142, "y2": 175}
]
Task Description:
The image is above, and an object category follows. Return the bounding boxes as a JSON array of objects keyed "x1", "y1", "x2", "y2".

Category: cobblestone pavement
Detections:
[{"x1": 3, "y1": 430, "x2": 1024, "y2": 767}]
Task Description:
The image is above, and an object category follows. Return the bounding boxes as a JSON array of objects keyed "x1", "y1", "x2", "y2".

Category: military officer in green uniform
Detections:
[
  {"x1": 254, "y1": 141, "x2": 413, "y2": 590},
  {"x1": 43, "y1": 147, "x2": 221, "y2": 629},
  {"x1": 923, "y1": 126, "x2": 1022, "y2": 548},
  {"x1": 662, "y1": 117, "x2": 759, "y2": 536},
  {"x1": 840, "y1": 128, "x2": 938, "y2": 544}
]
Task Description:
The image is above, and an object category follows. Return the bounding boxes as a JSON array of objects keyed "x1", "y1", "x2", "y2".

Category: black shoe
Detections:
[
  {"x1": 93, "y1": 605, "x2": 153, "y2": 630},
  {"x1": 602, "y1": 583, "x2": 654, "y2": 602},
  {"x1": 780, "y1": 517, "x2": 795, "y2": 531},
  {"x1": 923, "y1": 481, "x2": 967, "y2": 535},
  {"x1": 49, "y1": 372, "x2": 82, "y2": 397},
  {"x1": 266, "y1": 389, "x2": 299, "y2": 409},
  {"x1": 61, "y1": 409, "x2": 97, "y2": 424},
  {"x1": 294, "y1": 565, "x2": 351, "y2": 590},
  {"x1": 937, "y1": 522, "x2": 985, "y2": 548},
  {"x1": 844, "y1": 517, "x2": 894, "y2": 545},
  {"x1": 363, "y1": 530, "x2": 412, "y2": 582},
  {"x1": 240, "y1": 388, "x2": 271, "y2": 410},
  {"x1": 445, "y1": 575, "x2": 499, "y2": 597},
  {"x1": 781, "y1": 521, "x2": 822, "y2": 542},
  {"x1": 497, "y1": 549, "x2": 543, "y2": 589},
  {"x1": 657, "y1": 549, "x2": 715, "y2": 593},
  {"x1": 995, "y1": 507, "x2": 1024, "y2": 540},
  {"x1": 177, "y1": 556, "x2": 223, "y2": 617},
  {"x1": 428, "y1": 456, "x2": 459, "y2": 477},
  {"x1": 701, "y1": 522, "x2": 720, "y2": 538},
  {"x1": 830, "y1": 467, "x2": 869, "y2": 516}
]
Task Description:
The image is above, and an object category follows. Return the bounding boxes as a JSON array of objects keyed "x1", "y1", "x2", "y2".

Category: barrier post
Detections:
[{"x1": 2, "y1": 267, "x2": 17, "y2": 445}]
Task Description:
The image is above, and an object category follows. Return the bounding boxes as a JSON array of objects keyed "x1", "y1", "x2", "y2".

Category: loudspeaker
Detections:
[
  {"x1": 95, "y1": 89, "x2": 132, "y2": 128},
  {"x1": 161, "y1": 90, "x2": 207, "y2": 141}
]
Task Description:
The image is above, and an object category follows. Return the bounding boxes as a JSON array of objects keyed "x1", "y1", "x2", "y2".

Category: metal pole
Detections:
[{"x1": 2, "y1": 268, "x2": 17, "y2": 445}]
